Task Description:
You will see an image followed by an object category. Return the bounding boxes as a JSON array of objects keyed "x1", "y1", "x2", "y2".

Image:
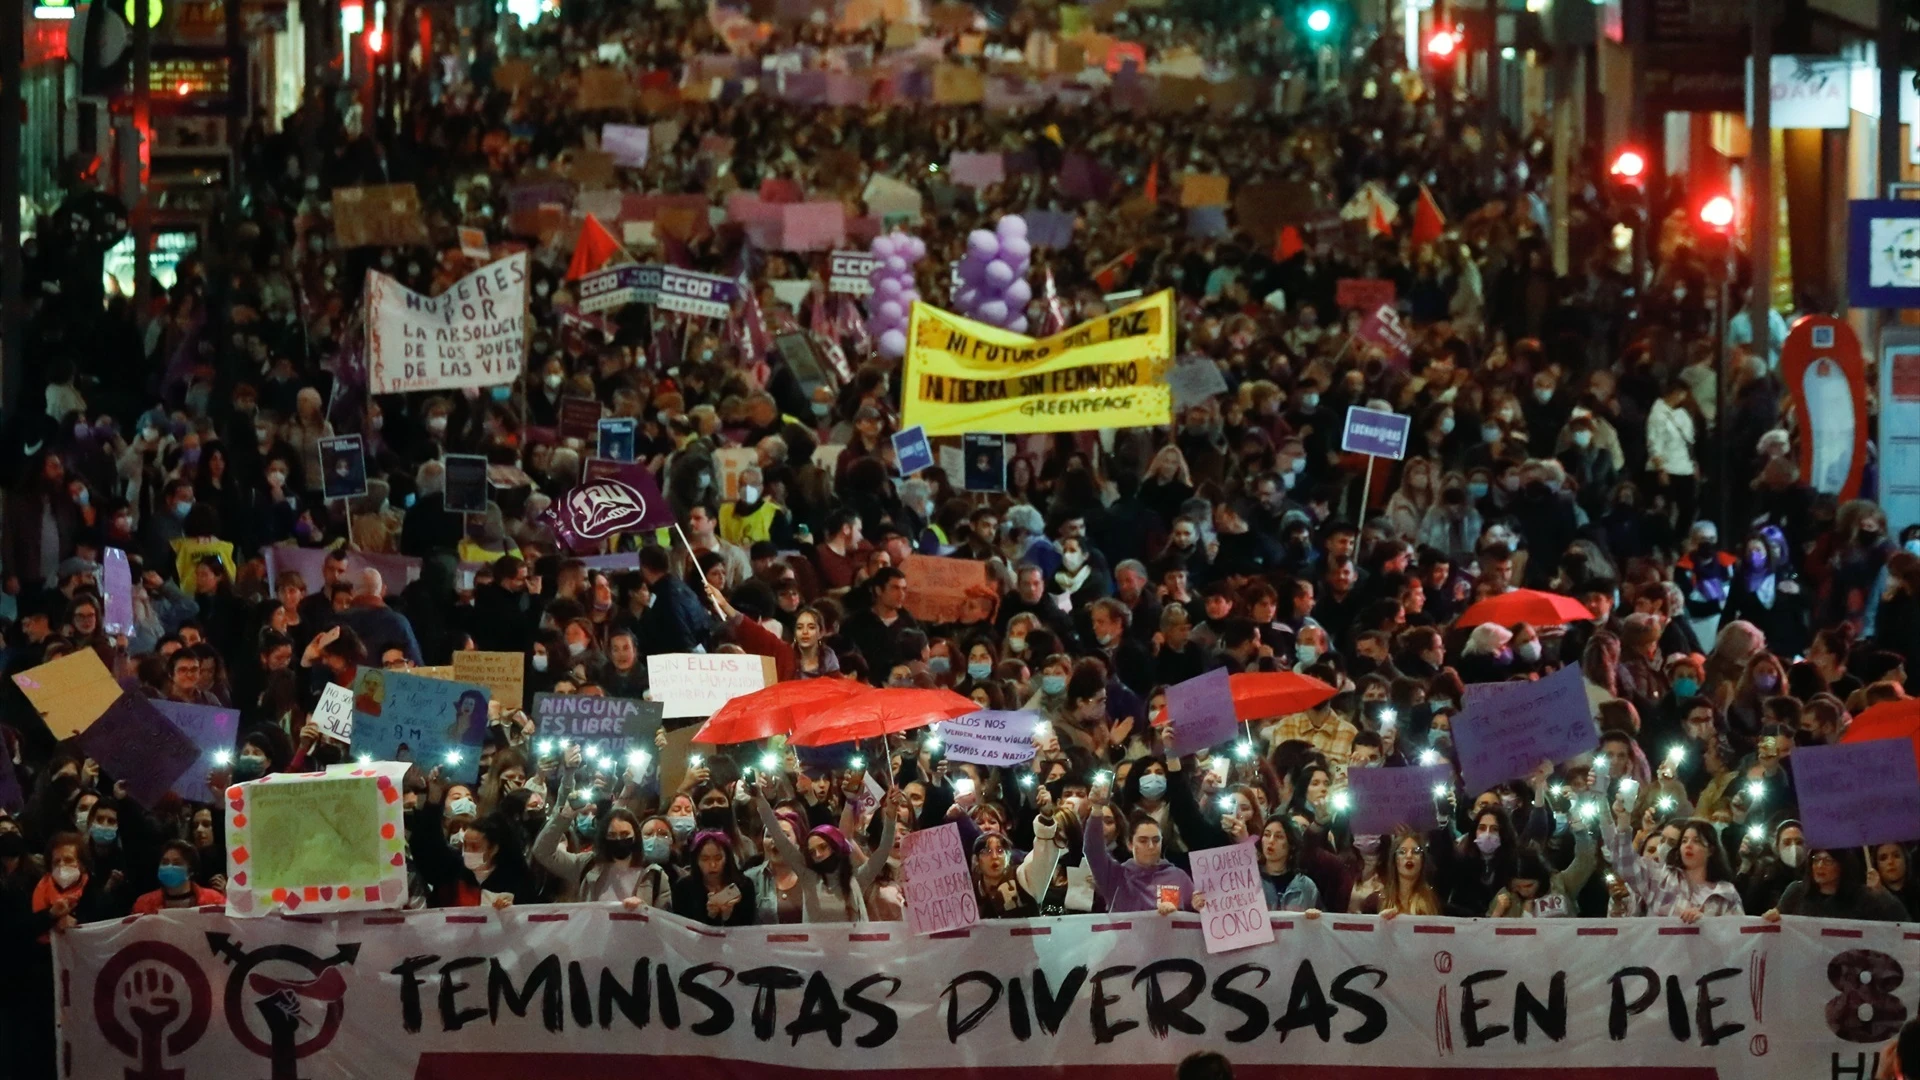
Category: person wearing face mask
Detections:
[
  {"x1": 752, "y1": 778, "x2": 903, "y2": 922},
  {"x1": 1556, "y1": 416, "x2": 1618, "y2": 519},
  {"x1": 719, "y1": 466, "x2": 792, "y2": 548},
  {"x1": 533, "y1": 762, "x2": 671, "y2": 907},
  {"x1": 1431, "y1": 805, "x2": 1518, "y2": 917},
  {"x1": 132, "y1": 841, "x2": 226, "y2": 913},
  {"x1": 424, "y1": 809, "x2": 536, "y2": 909}
]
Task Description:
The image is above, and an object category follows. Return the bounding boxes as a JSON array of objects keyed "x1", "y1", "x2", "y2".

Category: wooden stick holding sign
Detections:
[{"x1": 1338, "y1": 406, "x2": 1411, "y2": 517}]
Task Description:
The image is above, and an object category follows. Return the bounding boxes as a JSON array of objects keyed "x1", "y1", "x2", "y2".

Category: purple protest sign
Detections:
[
  {"x1": 1793, "y1": 739, "x2": 1920, "y2": 848},
  {"x1": 75, "y1": 694, "x2": 203, "y2": 809},
  {"x1": 102, "y1": 547, "x2": 134, "y2": 637},
  {"x1": 1346, "y1": 764, "x2": 1452, "y2": 837},
  {"x1": 600, "y1": 123, "x2": 650, "y2": 168},
  {"x1": 1339, "y1": 406, "x2": 1412, "y2": 461},
  {"x1": 545, "y1": 460, "x2": 675, "y2": 553},
  {"x1": 657, "y1": 267, "x2": 742, "y2": 319},
  {"x1": 150, "y1": 700, "x2": 239, "y2": 800},
  {"x1": 1167, "y1": 667, "x2": 1239, "y2": 757},
  {"x1": 1451, "y1": 664, "x2": 1598, "y2": 796},
  {"x1": 1355, "y1": 304, "x2": 1412, "y2": 366}
]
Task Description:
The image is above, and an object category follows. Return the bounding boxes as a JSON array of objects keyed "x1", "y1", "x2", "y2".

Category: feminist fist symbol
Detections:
[{"x1": 124, "y1": 968, "x2": 186, "y2": 1080}]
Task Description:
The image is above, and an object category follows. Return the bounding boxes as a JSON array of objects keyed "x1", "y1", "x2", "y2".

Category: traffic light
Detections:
[
  {"x1": 1608, "y1": 149, "x2": 1646, "y2": 186},
  {"x1": 1305, "y1": 5, "x2": 1332, "y2": 33},
  {"x1": 1426, "y1": 28, "x2": 1459, "y2": 59}
]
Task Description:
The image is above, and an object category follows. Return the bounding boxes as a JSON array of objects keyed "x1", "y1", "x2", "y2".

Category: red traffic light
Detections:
[
  {"x1": 1698, "y1": 195, "x2": 1735, "y2": 230},
  {"x1": 1427, "y1": 29, "x2": 1458, "y2": 57},
  {"x1": 1609, "y1": 150, "x2": 1646, "y2": 182}
]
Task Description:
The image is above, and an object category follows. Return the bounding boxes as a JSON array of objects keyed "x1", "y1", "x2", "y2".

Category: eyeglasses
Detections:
[{"x1": 1808, "y1": 852, "x2": 1838, "y2": 866}]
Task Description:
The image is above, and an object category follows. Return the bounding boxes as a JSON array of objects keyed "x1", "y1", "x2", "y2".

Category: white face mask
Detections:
[
  {"x1": 52, "y1": 865, "x2": 81, "y2": 888},
  {"x1": 544, "y1": 373, "x2": 564, "y2": 390},
  {"x1": 532, "y1": 654, "x2": 549, "y2": 672},
  {"x1": 447, "y1": 796, "x2": 477, "y2": 818},
  {"x1": 462, "y1": 849, "x2": 489, "y2": 872},
  {"x1": 1572, "y1": 430, "x2": 1593, "y2": 448},
  {"x1": 427, "y1": 416, "x2": 448, "y2": 434},
  {"x1": 740, "y1": 485, "x2": 761, "y2": 505},
  {"x1": 1778, "y1": 843, "x2": 1804, "y2": 867}
]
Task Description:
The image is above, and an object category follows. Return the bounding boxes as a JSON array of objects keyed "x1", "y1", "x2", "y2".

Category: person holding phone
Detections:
[
  {"x1": 672, "y1": 831, "x2": 756, "y2": 926},
  {"x1": 752, "y1": 777, "x2": 902, "y2": 921},
  {"x1": 1083, "y1": 775, "x2": 1192, "y2": 914}
]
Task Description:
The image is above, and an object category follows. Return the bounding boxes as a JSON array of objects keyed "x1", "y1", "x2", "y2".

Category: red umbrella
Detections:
[
  {"x1": 1229, "y1": 671, "x2": 1339, "y2": 721},
  {"x1": 790, "y1": 687, "x2": 979, "y2": 747},
  {"x1": 693, "y1": 677, "x2": 868, "y2": 745},
  {"x1": 1839, "y1": 698, "x2": 1920, "y2": 774},
  {"x1": 1454, "y1": 589, "x2": 1596, "y2": 628}
]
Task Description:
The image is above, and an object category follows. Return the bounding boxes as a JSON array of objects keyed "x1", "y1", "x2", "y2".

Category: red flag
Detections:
[
  {"x1": 1092, "y1": 249, "x2": 1138, "y2": 293},
  {"x1": 1368, "y1": 199, "x2": 1392, "y2": 238},
  {"x1": 1143, "y1": 161, "x2": 1159, "y2": 204},
  {"x1": 566, "y1": 215, "x2": 624, "y2": 281},
  {"x1": 1274, "y1": 226, "x2": 1304, "y2": 261},
  {"x1": 1411, "y1": 185, "x2": 1447, "y2": 246}
]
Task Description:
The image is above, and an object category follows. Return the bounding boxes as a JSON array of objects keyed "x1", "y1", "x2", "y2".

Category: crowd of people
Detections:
[{"x1": 0, "y1": 0, "x2": 1917, "y2": 1074}]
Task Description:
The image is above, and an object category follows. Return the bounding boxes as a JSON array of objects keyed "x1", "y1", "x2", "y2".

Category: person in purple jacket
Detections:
[{"x1": 1085, "y1": 775, "x2": 1194, "y2": 914}]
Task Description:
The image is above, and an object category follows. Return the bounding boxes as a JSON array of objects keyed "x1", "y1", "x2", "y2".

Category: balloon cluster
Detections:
[
  {"x1": 867, "y1": 230, "x2": 926, "y2": 360},
  {"x1": 954, "y1": 215, "x2": 1033, "y2": 334}
]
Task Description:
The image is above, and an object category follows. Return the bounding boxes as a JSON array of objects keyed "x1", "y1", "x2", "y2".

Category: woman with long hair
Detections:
[
  {"x1": 791, "y1": 607, "x2": 841, "y2": 678},
  {"x1": 1604, "y1": 810, "x2": 1741, "y2": 920},
  {"x1": 671, "y1": 831, "x2": 756, "y2": 926},
  {"x1": 1366, "y1": 828, "x2": 1445, "y2": 918}
]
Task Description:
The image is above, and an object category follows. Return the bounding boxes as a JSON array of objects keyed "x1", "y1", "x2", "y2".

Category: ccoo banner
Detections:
[
  {"x1": 368, "y1": 253, "x2": 530, "y2": 395},
  {"x1": 53, "y1": 909, "x2": 1912, "y2": 1078},
  {"x1": 902, "y1": 290, "x2": 1174, "y2": 435}
]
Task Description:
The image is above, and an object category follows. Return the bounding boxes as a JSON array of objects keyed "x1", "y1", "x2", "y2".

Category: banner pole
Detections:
[{"x1": 1359, "y1": 454, "x2": 1376, "y2": 520}]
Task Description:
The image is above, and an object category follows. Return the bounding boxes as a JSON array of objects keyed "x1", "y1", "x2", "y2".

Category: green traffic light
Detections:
[{"x1": 1306, "y1": 6, "x2": 1332, "y2": 31}]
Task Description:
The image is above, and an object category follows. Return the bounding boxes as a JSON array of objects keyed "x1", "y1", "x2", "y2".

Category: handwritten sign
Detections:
[
  {"x1": 452, "y1": 650, "x2": 526, "y2": 711},
  {"x1": 313, "y1": 682, "x2": 356, "y2": 743},
  {"x1": 1452, "y1": 663, "x2": 1596, "y2": 796},
  {"x1": 102, "y1": 547, "x2": 134, "y2": 636},
  {"x1": 715, "y1": 446, "x2": 758, "y2": 501},
  {"x1": 900, "y1": 554, "x2": 989, "y2": 624},
  {"x1": 646, "y1": 653, "x2": 777, "y2": 718},
  {"x1": 13, "y1": 649, "x2": 122, "y2": 740},
  {"x1": 349, "y1": 669, "x2": 490, "y2": 780},
  {"x1": 1191, "y1": 840, "x2": 1272, "y2": 953},
  {"x1": 1167, "y1": 666, "x2": 1239, "y2": 757},
  {"x1": 531, "y1": 693, "x2": 664, "y2": 761},
  {"x1": 224, "y1": 762, "x2": 411, "y2": 918},
  {"x1": 75, "y1": 694, "x2": 202, "y2": 809},
  {"x1": 151, "y1": 701, "x2": 237, "y2": 800},
  {"x1": 1793, "y1": 739, "x2": 1920, "y2": 848},
  {"x1": 1346, "y1": 763, "x2": 1452, "y2": 836},
  {"x1": 901, "y1": 822, "x2": 978, "y2": 935},
  {"x1": 936, "y1": 710, "x2": 1040, "y2": 766},
  {"x1": 601, "y1": 122, "x2": 650, "y2": 167}
]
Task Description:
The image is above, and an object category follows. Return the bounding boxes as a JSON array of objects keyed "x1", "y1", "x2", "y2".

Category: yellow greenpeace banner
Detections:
[{"x1": 901, "y1": 290, "x2": 1175, "y2": 434}]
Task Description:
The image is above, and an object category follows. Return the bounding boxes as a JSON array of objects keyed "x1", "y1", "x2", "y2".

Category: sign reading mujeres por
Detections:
[{"x1": 368, "y1": 252, "x2": 529, "y2": 395}]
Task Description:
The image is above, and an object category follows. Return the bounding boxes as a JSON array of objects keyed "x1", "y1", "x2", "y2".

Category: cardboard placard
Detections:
[
  {"x1": 902, "y1": 822, "x2": 978, "y2": 935},
  {"x1": 313, "y1": 682, "x2": 357, "y2": 743},
  {"x1": 532, "y1": 693, "x2": 666, "y2": 763},
  {"x1": 332, "y1": 184, "x2": 432, "y2": 249},
  {"x1": 223, "y1": 762, "x2": 411, "y2": 917},
  {"x1": 900, "y1": 554, "x2": 989, "y2": 624},
  {"x1": 348, "y1": 669, "x2": 491, "y2": 780},
  {"x1": 646, "y1": 653, "x2": 777, "y2": 719},
  {"x1": 1179, "y1": 172, "x2": 1230, "y2": 208},
  {"x1": 452, "y1": 650, "x2": 526, "y2": 711},
  {"x1": 13, "y1": 649, "x2": 123, "y2": 740},
  {"x1": 1192, "y1": 840, "x2": 1274, "y2": 953}
]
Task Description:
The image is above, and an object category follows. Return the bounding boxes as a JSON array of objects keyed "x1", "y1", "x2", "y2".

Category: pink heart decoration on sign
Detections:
[
  {"x1": 232, "y1": 871, "x2": 246, "y2": 887},
  {"x1": 390, "y1": 852, "x2": 405, "y2": 866},
  {"x1": 229, "y1": 891, "x2": 254, "y2": 914},
  {"x1": 320, "y1": 886, "x2": 335, "y2": 901}
]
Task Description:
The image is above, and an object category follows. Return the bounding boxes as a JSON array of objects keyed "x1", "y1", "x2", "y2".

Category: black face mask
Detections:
[
  {"x1": 0, "y1": 832, "x2": 26, "y2": 860},
  {"x1": 601, "y1": 836, "x2": 637, "y2": 860}
]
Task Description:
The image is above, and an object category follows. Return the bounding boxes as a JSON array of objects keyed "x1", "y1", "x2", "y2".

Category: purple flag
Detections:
[{"x1": 544, "y1": 461, "x2": 676, "y2": 552}]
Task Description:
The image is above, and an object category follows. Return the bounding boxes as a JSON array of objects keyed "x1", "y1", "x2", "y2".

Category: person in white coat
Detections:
[{"x1": 1647, "y1": 379, "x2": 1699, "y2": 529}]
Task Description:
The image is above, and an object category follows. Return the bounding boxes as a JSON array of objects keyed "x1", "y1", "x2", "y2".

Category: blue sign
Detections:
[
  {"x1": 598, "y1": 417, "x2": 637, "y2": 463},
  {"x1": 1339, "y1": 406, "x2": 1411, "y2": 460},
  {"x1": 1848, "y1": 200, "x2": 1920, "y2": 309},
  {"x1": 892, "y1": 425, "x2": 935, "y2": 475}
]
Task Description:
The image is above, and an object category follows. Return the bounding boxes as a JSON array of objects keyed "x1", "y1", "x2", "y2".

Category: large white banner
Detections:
[
  {"x1": 53, "y1": 908, "x2": 1919, "y2": 1078},
  {"x1": 368, "y1": 252, "x2": 529, "y2": 395}
]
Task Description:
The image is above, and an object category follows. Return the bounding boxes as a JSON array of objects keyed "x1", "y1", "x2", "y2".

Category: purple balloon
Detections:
[
  {"x1": 879, "y1": 329, "x2": 906, "y2": 357},
  {"x1": 967, "y1": 229, "x2": 1000, "y2": 259},
  {"x1": 881, "y1": 255, "x2": 905, "y2": 274},
  {"x1": 906, "y1": 237, "x2": 928, "y2": 261},
  {"x1": 1004, "y1": 279, "x2": 1032, "y2": 308},
  {"x1": 878, "y1": 299, "x2": 904, "y2": 321},
  {"x1": 999, "y1": 236, "x2": 1032, "y2": 264},
  {"x1": 955, "y1": 285, "x2": 979, "y2": 310},
  {"x1": 872, "y1": 235, "x2": 897, "y2": 259},
  {"x1": 959, "y1": 260, "x2": 988, "y2": 287},
  {"x1": 976, "y1": 300, "x2": 1009, "y2": 325},
  {"x1": 1009, "y1": 315, "x2": 1029, "y2": 334},
  {"x1": 996, "y1": 215, "x2": 1028, "y2": 242},
  {"x1": 877, "y1": 277, "x2": 903, "y2": 298},
  {"x1": 984, "y1": 260, "x2": 1015, "y2": 289}
]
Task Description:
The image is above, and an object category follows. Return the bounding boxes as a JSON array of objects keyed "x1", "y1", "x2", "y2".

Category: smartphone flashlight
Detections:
[
  {"x1": 1095, "y1": 769, "x2": 1114, "y2": 787},
  {"x1": 214, "y1": 750, "x2": 233, "y2": 766},
  {"x1": 357, "y1": 754, "x2": 372, "y2": 765},
  {"x1": 1419, "y1": 749, "x2": 1442, "y2": 766},
  {"x1": 1656, "y1": 794, "x2": 1675, "y2": 812},
  {"x1": 1605, "y1": 873, "x2": 1617, "y2": 885},
  {"x1": 1019, "y1": 774, "x2": 1036, "y2": 789},
  {"x1": 1666, "y1": 745, "x2": 1685, "y2": 765},
  {"x1": 1431, "y1": 783, "x2": 1448, "y2": 798},
  {"x1": 1746, "y1": 779, "x2": 1765, "y2": 803},
  {"x1": 1235, "y1": 739, "x2": 1255, "y2": 761},
  {"x1": 1747, "y1": 824, "x2": 1766, "y2": 842},
  {"x1": 953, "y1": 777, "x2": 976, "y2": 799},
  {"x1": 627, "y1": 750, "x2": 652, "y2": 772},
  {"x1": 849, "y1": 755, "x2": 866, "y2": 771},
  {"x1": 444, "y1": 750, "x2": 462, "y2": 766},
  {"x1": 688, "y1": 753, "x2": 705, "y2": 769},
  {"x1": 1379, "y1": 707, "x2": 1397, "y2": 728},
  {"x1": 1331, "y1": 791, "x2": 1351, "y2": 813},
  {"x1": 1616, "y1": 778, "x2": 1640, "y2": 804},
  {"x1": 925, "y1": 734, "x2": 943, "y2": 752},
  {"x1": 1548, "y1": 782, "x2": 1566, "y2": 798},
  {"x1": 759, "y1": 752, "x2": 779, "y2": 772},
  {"x1": 1578, "y1": 801, "x2": 1600, "y2": 822},
  {"x1": 538, "y1": 739, "x2": 556, "y2": 756},
  {"x1": 1033, "y1": 719, "x2": 1052, "y2": 738},
  {"x1": 1217, "y1": 795, "x2": 1237, "y2": 813}
]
